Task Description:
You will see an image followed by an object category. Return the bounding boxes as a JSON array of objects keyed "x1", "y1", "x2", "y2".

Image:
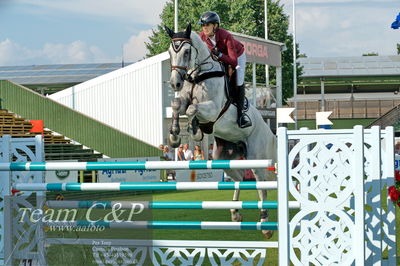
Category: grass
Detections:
[{"x1": 36, "y1": 189, "x2": 400, "y2": 265}]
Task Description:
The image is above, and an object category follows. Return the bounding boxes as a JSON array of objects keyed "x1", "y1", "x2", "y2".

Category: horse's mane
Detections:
[{"x1": 190, "y1": 31, "x2": 212, "y2": 59}]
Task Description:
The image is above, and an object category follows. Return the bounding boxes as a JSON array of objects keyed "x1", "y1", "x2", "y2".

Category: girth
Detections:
[
  {"x1": 186, "y1": 71, "x2": 225, "y2": 84},
  {"x1": 199, "y1": 98, "x2": 231, "y2": 134}
]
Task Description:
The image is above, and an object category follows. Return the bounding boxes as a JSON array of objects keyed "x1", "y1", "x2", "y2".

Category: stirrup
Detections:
[{"x1": 238, "y1": 113, "x2": 252, "y2": 128}]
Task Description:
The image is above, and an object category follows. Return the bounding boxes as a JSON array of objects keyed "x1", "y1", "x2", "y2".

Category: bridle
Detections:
[
  {"x1": 170, "y1": 37, "x2": 213, "y2": 83},
  {"x1": 170, "y1": 38, "x2": 193, "y2": 72}
]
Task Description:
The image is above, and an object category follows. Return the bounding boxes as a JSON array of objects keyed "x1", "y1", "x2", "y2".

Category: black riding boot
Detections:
[{"x1": 236, "y1": 84, "x2": 252, "y2": 128}]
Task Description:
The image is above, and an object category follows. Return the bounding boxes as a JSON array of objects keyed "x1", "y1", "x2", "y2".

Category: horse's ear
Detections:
[
  {"x1": 164, "y1": 25, "x2": 174, "y2": 39},
  {"x1": 184, "y1": 23, "x2": 191, "y2": 39}
]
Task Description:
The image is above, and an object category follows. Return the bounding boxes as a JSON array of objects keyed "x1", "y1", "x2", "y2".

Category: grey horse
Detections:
[{"x1": 165, "y1": 24, "x2": 277, "y2": 238}]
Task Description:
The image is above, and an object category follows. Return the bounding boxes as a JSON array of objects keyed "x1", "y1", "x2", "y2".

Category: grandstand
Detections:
[
  {"x1": 292, "y1": 55, "x2": 400, "y2": 122},
  {"x1": 0, "y1": 62, "x2": 129, "y2": 95}
]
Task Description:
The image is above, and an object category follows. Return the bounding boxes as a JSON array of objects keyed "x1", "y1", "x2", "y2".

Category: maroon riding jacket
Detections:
[{"x1": 199, "y1": 28, "x2": 244, "y2": 68}]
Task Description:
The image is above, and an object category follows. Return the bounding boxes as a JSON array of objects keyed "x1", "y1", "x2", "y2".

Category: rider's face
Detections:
[{"x1": 202, "y1": 23, "x2": 215, "y2": 37}]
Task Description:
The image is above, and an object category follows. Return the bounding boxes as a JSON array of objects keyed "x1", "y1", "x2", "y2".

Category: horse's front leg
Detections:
[
  {"x1": 188, "y1": 116, "x2": 203, "y2": 141},
  {"x1": 186, "y1": 100, "x2": 220, "y2": 122},
  {"x1": 186, "y1": 100, "x2": 220, "y2": 141},
  {"x1": 169, "y1": 97, "x2": 186, "y2": 148}
]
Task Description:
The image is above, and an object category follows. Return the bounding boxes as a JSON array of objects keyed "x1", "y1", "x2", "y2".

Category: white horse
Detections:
[{"x1": 165, "y1": 24, "x2": 277, "y2": 238}]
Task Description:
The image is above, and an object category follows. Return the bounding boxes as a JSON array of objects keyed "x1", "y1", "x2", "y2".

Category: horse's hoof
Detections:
[
  {"x1": 168, "y1": 135, "x2": 181, "y2": 148},
  {"x1": 186, "y1": 104, "x2": 197, "y2": 116},
  {"x1": 261, "y1": 217, "x2": 273, "y2": 239},
  {"x1": 262, "y1": 230, "x2": 274, "y2": 239},
  {"x1": 231, "y1": 213, "x2": 243, "y2": 222},
  {"x1": 193, "y1": 129, "x2": 204, "y2": 141},
  {"x1": 170, "y1": 125, "x2": 180, "y2": 136}
]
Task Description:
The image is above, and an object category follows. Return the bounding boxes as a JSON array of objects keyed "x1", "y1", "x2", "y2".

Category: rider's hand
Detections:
[
  {"x1": 211, "y1": 47, "x2": 222, "y2": 60},
  {"x1": 228, "y1": 66, "x2": 234, "y2": 77}
]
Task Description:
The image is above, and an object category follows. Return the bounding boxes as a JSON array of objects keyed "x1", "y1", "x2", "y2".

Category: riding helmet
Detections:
[{"x1": 198, "y1": 11, "x2": 220, "y2": 26}]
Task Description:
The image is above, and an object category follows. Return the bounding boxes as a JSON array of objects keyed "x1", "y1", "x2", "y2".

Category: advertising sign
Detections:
[
  {"x1": 175, "y1": 169, "x2": 224, "y2": 182},
  {"x1": 98, "y1": 157, "x2": 160, "y2": 183},
  {"x1": 45, "y1": 160, "x2": 78, "y2": 183},
  {"x1": 231, "y1": 32, "x2": 283, "y2": 67}
]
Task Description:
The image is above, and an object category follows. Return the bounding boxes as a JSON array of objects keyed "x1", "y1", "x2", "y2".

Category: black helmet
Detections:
[{"x1": 198, "y1": 11, "x2": 220, "y2": 26}]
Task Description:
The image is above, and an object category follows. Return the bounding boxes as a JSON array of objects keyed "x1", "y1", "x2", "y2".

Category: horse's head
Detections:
[{"x1": 165, "y1": 24, "x2": 196, "y2": 91}]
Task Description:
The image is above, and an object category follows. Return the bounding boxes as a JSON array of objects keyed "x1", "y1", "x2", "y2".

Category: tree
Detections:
[
  {"x1": 146, "y1": 0, "x2": 302, "y2": 103},
  {"x1": 362, "y1": 52, "x2": 379, "y2": 56},
  {"x1": 397, "y1": 43, "x2": 400, "y2": 55}
]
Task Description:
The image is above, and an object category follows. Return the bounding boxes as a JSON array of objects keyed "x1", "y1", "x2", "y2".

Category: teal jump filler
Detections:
[
  {"x1": 15, "y1": 181, "x2": 278, "y2": 191},
  {"x1": 0, "y1": 159, "x2": 273, "y2": 171}
]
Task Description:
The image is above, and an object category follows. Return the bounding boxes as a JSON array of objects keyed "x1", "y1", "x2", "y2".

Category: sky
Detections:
[{"x1": 0, "y1": 0, "x2": 398, "y2": 66}]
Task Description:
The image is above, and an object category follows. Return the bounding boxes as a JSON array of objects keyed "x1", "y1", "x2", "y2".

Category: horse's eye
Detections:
[{"x1": 184, "y1": 50, "x2": 190, "y2": 57}]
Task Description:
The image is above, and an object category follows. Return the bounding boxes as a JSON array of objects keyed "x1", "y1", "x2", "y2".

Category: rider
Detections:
[{"x1": 198, "y1": 11, "x2": 252, "y2": 129}]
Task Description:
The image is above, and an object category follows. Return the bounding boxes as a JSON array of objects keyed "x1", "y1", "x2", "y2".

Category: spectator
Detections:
[
  {"x1": 208, "y1": 143, "x2": 214, "y2": 160},
  {"x1": 158, "y1": 144, "x2": 164, "y2": 151},
  {"x1": 177, "y1": 144, "x2": 185, "y2": 161},
  {"x1": 194, "y1": 145, "x2": 205, "y2": 161},
  {"x1": 395, "y1": 142, "x2": 400, "y2": 155},
  {"x1": 163, "y1": 146, "x2": 174, "y2": 161},
  {"x1": 183, "y1": 143, "x2": 194, "y2": 161}
]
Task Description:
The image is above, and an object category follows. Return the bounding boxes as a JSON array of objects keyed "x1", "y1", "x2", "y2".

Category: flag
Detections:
[
  {"x1": 315, "y1": 111, "x2": 333, "y2": 126},
  {"x1": 276, "y1": 108, "x2": 295, "y2": 124},
  {"x1": 30, "y1": 120, "x2": 44, "y2": 133},
  {"x1": 391, "y1": 13, "x2": 400, "y2": 29}
]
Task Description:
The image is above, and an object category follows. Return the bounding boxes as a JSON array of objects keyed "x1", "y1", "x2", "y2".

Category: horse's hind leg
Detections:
[
  {"x1": 232, "y1": 189, "x2": 242, "y2": 222},
  {"x1": 253, "y1": 168, "x2": 274, "y2": 239},
  {"x1": 224, "y1": 169, "x2": 244, "y2": 222},
  {"x1": 213, "y1": 138, "x2": 248, "y2": 222},
  {"x1": 231, "y1": 189, "x2": 243, "y2": 222}
]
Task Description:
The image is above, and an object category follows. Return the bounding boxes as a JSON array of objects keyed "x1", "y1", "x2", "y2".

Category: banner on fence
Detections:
[
  {"x1": 98, "y1": 157, "x2": 160, "y2": 183},
  {"x1": 175, "y1": 169, "x2": 224, "y2": 182},
  {"x1": 45, "y1": 160, "x2": 78, "y2": 183},
  {"x1": 395, "y1": 155, "x2": 400, "y2": 170}
]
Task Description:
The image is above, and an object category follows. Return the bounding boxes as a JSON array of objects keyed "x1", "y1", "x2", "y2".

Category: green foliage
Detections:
[
  {"x1": 146, "y1": 0, "x2": 303, "y2": 102},
  {"x1": 397, "y1": 43, "x2": 400, "y2": 55},
  {"x1": 362, "y1": 52, "x2": 379, "y2": 56}
]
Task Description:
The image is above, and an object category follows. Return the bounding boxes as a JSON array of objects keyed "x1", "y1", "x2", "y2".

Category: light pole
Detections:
[
  {"x1": 174, "y1": 0, "x2": 178, "y2": 32},
  {"x1": 265, "y1": 0, "x2": 269, "y2": 89},
  {"x1": 292, "y1": 0, "x2": 298, "y2": 129}
]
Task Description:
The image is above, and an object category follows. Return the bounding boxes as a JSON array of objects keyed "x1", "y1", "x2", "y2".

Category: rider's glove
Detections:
[{"x1": 211, "y1": 47, "x2": 222, "y2": 61}]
